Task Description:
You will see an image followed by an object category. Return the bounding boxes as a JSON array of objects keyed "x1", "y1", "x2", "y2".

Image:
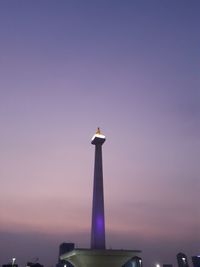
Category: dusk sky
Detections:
[{"x1": 0, "y1": 1, "x2": 199, "y2": 266}]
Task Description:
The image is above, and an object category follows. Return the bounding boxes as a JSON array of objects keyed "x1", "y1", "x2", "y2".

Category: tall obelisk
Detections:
[
  {"x1": 60, "y1": 129, "x2": 141, "y2": 267},
  {"x1": 91, "y1": 128, "x2": 106, "y2": 249}
]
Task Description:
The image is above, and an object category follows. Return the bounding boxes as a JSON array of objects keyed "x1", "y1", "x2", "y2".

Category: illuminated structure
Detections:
[
  {"x1": 61, "y1": 129, "x2": 141, "y2": 267},
  {"x1": 91, "y1": 128, "x2": 106, "y2": 249}
]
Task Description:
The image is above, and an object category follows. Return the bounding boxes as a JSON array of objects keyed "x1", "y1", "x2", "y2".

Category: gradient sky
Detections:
[{"x1": 0, "y1": 1, "x2": 199, "y2": 267}]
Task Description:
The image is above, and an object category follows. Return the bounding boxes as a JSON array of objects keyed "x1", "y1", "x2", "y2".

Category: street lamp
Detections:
[
  {"x1": 182, "y1": 257, "x2": 186, "y2": 265},
  {"x1": 12, "y1": 258, "x2": 16, "y2": 267}
]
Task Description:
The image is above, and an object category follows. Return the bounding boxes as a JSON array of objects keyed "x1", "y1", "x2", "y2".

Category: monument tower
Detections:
[
  {"x1": 60, "y1": 129, "x2": 141, "y2": 267},
  {"x1": 91, "y1": 127, "x2": 106, "y2": 249}
]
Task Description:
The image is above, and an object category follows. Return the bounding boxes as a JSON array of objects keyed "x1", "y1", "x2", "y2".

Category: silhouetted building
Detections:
[
  {"x1": 163, "y1": 265, "x2": 173, "y2": 267},
  {"x1": 192, "y1": 256, "x2": 200, "y2": 267},
  {"x1": 2, "y1": 265, "x2": 18, "y2": 267},
  {"x1": 59, "y1": 243, "x2": 75, "y2": 260},
  {"x1": 123, "y1": 256, "x2": 142, "y2": 267},
  {"x1": 177, "y1": 253, "x2": 189, "y2": 267},
  {"x1": 57, "y1": 243, "x2": 74, "y2": 267}
]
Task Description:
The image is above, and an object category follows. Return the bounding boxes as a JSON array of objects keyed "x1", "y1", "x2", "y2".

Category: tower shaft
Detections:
[{"x1": 91, "y1": 133, "x2": 106, "y2": 249}]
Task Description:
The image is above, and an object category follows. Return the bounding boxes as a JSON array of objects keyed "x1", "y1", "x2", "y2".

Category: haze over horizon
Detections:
[{"x1": 0, "y1": 1, "x2": 199, "y2": 267}]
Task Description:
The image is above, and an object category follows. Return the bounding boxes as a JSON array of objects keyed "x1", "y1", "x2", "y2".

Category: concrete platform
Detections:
[{"x1": 60, "y1": 248, "x2": 141, "y2": 267}]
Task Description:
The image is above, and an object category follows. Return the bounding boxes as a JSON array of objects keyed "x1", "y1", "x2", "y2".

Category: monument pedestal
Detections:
[{"x1": 60, "y1": 248, "x2": 141, "y2": 267}]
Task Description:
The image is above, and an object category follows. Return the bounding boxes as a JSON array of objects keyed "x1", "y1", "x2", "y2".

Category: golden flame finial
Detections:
[{"x1": 96, "y1": 127, "x2": 101, "y2": 134}]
